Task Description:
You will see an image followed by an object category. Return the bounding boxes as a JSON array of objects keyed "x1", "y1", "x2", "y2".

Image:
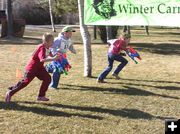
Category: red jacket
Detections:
[
  {"x1": 108, "y1": 39, "x2": 127, "y2": 55},
  {"x1": 26, "y1": 43, "x2": 50, "y2": 72}
]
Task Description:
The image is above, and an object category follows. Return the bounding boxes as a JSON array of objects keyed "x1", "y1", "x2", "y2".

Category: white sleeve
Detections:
[
  {"x1": 68, "y1": 39, "x2": 76, "y2": 54},
  {"x1": 51, "y1": 38, "x2": 61, "y2": 55},
  {"x1": 107, "y1": 39, "x2": 117, "y2": 45}
]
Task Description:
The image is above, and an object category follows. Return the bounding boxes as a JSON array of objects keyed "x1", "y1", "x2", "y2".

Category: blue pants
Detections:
[
  {"x1": 98, "y1": 53, "x2": 128, "y2": 80},
  {"x1": 46, "y1": 61, "x2": 62, "y2": 89},
  {"x1": 49, "y1": 70, "x2": 61, "y2": 88}
]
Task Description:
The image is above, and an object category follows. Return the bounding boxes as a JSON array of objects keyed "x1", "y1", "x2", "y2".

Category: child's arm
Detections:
[
  {"x1": 69, "y1": 45, "x2": 76, "y2": 54},
  {"x1": 51, "y1": 38, "x2": 61, "y2": 55},
  {"x1": 68, "y1": 39, "x2": 76, "y2": 54},
  {"x1": 40, "y1": 55, "x2": 59, "y2": 63}
]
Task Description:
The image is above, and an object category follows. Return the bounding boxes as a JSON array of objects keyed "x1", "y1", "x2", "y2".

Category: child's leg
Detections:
[
  {"x1": 98, "y1": 53, "x2": 114, "y2": 80},
  {"x1": 113, "y1": 55, "x2": 128, "y2": 75},
  {"x1": 9, "y1": 71, "x2": 35, "y2": 96},
  {"x1": 36, "y1": 68, "x2": 51, "y2": 97},
  {"x1": 49, "y1": 71, "x2": 61, "y2": 89}
]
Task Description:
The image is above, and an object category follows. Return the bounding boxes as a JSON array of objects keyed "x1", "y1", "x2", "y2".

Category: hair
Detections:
[
  {"x1": 42, "y1": 33, "x2": 54, "y2": 43},
  {"x1": 120, "y1": 32, "x2": 131, "y2": 39}
]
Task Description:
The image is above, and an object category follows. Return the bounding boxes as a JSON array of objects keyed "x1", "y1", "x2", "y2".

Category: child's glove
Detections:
[{"x1": 119, "y1": 52, "x2": 126, "y2": 56}]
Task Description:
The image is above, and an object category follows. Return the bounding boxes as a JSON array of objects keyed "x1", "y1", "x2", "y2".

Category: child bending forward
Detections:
[{"x1": 5, "y1": 33, "x2": 59, "y2": 102}]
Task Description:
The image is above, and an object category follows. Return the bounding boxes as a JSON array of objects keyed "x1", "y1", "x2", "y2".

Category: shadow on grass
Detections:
[
  {"x1": 122, "y1": 86, "x2": 179, "y2": 100},
  {"x1": 0, "y1": 37, "x2": 41, "y2": 45},
  {"x1": 90, "y1": 76, "x2": 180, "y2": 85},
  {"x1": 90, "y1": 76, "x2": 180, "y2": 90},
  {"x1": 119, "y1": 78, "x2": 180, "y2": 85},
  {"x1": 0, "y1": 101, "x2": 103, "y2": 120},
  {"x1": 153, "y1": 32, "x2": 180, "y2": 36},
  {"x1": 108, "y1": 81, "x2": 180, "y2": 91},
  {"x1": 19, "y1": 102, "x2": 168, "y2": 120},
  {"x1": 61, "y1": 84, "x2": 179, "y2": 100},
  {"x1": 130, "y1": 43, "x2": 180, "y2": 55},
  {"x1": 23, "y1": 37, "x2": 41, "y2": 42}
]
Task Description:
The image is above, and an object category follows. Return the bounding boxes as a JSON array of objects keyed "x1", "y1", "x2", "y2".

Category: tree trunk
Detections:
[
  {"x1": 1, "y1": 0, "x2": 4, "y2": 9},
  {"x1": 0, "y1": 0, "x2": 6, "y2": 10},
  {"x1": 78, "y1": 0, "x2": 92, "y2": 77},
  {"x1": 48, "y1": 0, "x2": 56, "y2": 32},
  {"x1": 93, "y1": 26, "x2": 97, "y2": 40},
  {"x1": 7, "y1": 0, "x2": 13, "y2": 37},
  {"x1": 106, "y1": 26, "x2": 112, "y2": 40},
  {"x1": 123, "y1": 25, "x2": 131, "y2": 35},
  {"x1": 145, "y1": 26, "x2": 149, "y2": 35}
]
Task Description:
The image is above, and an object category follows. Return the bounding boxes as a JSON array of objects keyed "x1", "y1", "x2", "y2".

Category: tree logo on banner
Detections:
[{"x1": 92, "y1": 0, "x2": 116, "y2": 19}]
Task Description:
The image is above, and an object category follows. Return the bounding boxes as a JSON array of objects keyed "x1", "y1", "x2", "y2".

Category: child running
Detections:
[
  {"x1": 5, "y1": 33, "x2": 59, "y2": 102},
  {"x1": 48, "y1": 26, "x2": 76, "y2": 89},
  {"x1": 97, "y1": 32, "x2": 131, "y2": 83}
]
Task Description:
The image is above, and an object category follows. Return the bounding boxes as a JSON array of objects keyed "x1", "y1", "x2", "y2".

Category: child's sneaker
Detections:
[
  {"x1": 5, "y1": 90, "x2": 11, "y2": 102},
  {"x1": 112, "y1": 73, "x2": 120, "y2": 79},
  {"x1": 37, "y1": 96, "x2": 49, "y2": 101},
  {"x1": 49, "y1": 86, "x2": 59, "y2": 90},
  {"x1": 97, "y1": 79, "x2": 106, "y2": 83}
]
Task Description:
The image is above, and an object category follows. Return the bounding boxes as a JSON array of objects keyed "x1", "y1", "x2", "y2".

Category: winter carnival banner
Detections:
[{"x1": 84, "y1": 0, "x2": 180, "y2": 26}]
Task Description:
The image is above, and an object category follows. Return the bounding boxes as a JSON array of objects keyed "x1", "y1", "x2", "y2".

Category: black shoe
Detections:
[
  {"x1": 97, "y1": 79, "x2": 106, "y2": 83},
  {"x1": 112, "y1": 73, "x2": 120, "y2": 79}
]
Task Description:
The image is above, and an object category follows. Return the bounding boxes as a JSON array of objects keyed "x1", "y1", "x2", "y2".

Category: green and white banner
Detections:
[{"x1": 84, "y1": 0, "x2": 180, "y2": 26}]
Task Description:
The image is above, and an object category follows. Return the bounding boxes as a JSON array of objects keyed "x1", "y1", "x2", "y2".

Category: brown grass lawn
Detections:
[{"x1": 0, "y1": 26, "x2": 180, "y2": 134}]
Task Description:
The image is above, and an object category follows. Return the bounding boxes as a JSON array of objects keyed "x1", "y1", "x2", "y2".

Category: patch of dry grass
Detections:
[{"x1": 0, "y1": 26, "x2": 180, "y2": 134}]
